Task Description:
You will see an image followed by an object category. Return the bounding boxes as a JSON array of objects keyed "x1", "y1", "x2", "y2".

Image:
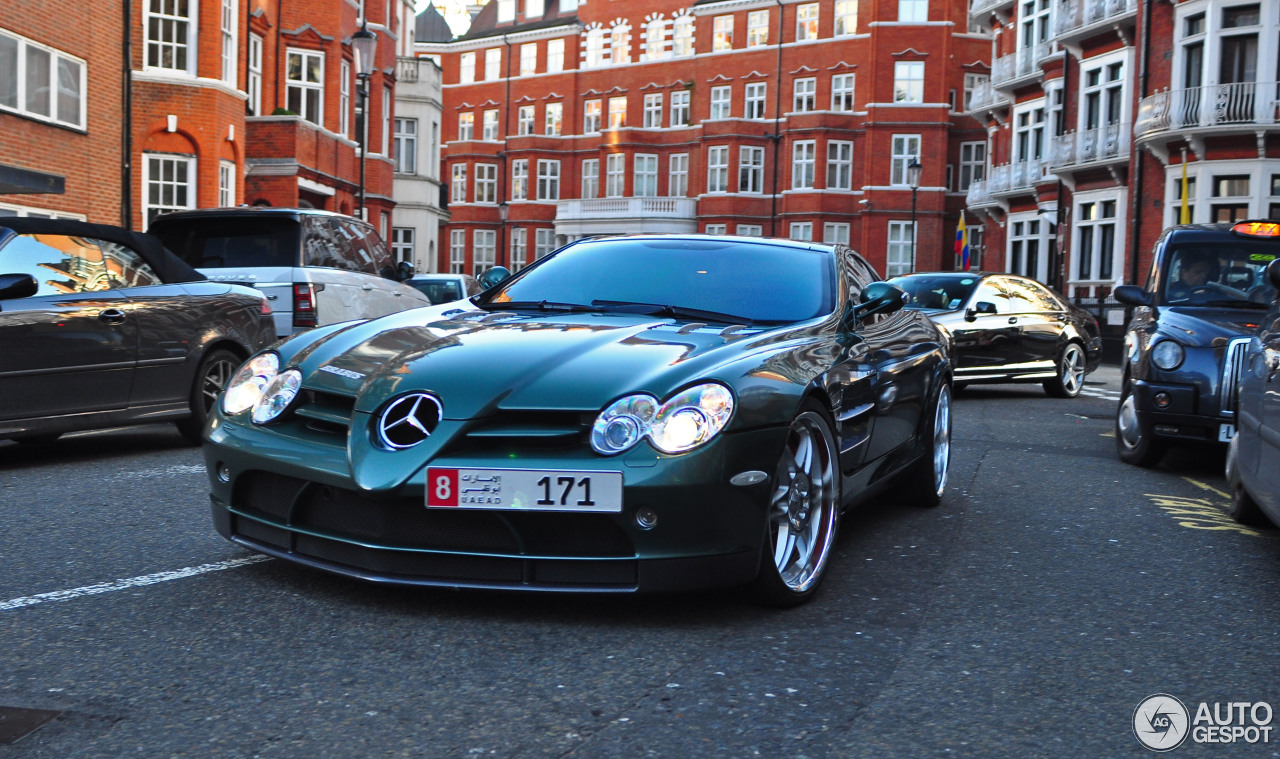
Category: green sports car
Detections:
[{"x1": 203, "y1": 235, "x2": 953, "y2": 606}]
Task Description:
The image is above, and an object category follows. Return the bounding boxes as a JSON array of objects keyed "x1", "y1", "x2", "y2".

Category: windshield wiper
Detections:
[
  {"x1": 479, "y1": 300, "x2": 602, "y2": 312},
  {"x1": 590, "y1": 300, "x2": 758, "y2": 325}
]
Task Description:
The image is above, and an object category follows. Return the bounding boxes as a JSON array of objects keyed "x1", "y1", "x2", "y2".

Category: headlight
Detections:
[
  {"x1": 1151, "y1": 340, "x2": 1185, "y2": 370},
  {"x1": 222, "y1": 353, "x2": 280, "y2": 414},
  {"x1": 591, "y1": 395, "x2": 658, "y2": 455},
  {"x1": 649, "y1": 383, "x2": 735, "y2": 454},
  {"x1": 251, "y1": 369, "x2": 303, "y2": 424}
]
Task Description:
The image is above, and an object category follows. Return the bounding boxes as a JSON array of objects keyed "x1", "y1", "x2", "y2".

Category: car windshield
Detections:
[
  {"x1": 889, "y1": 274, "x2": 980, "y2": 311},
  {"x1": 479, "y1": 237, "x2": 836, "y2": 325},
  {"x1": 410, "y1": 279, "x2": 463, "y2": 304},
  {"x1": 148, "y1": 217, "x2": 299, "y2": 269},
  {"x1": 1159, "y1": 242, "x2": 1279, "y2": 307}
]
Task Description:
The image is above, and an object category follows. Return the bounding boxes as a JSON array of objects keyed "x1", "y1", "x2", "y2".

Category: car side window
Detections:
[
  {"x1": 1022, "y1": 280, "x2": 1065, "y2": 312},
  {"x1": 1001, "y1": 278, "x2": 1048, "y2": 313},
  {"x1": 356, "y1": 225, "x2": 398, "y2": 280},
  {"x1": 971, "y1": 281, "x2": 1005, "y2": 314},
  {"x1": 0, "y1": 233, "x2": 161, "y2": 296},
  {"x1": 303, "y1": 217, "x2": 351, "y2": 271},
  {"x1": 839, "y1": 247, "x2": 875, "y2": 302}
]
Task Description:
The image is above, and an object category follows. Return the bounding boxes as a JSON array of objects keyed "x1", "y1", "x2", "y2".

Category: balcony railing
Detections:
[
  {"x1": 1136, "y1": 82, "x2": 1280, "y2": 137},
  {"x1": 986, "y1": 160, "x2": 1048, "y2": 196},
  {"x1": 970, "y1": 0, "x2": 1016, "y2": 22},
  {"x1": 992, "y1": 42, "x2": 1052, "y2": 90},
  {"x1": 1049, "y1": 123, "x2": 1130, "y2": 169},
  {"x1": 966, "y1": 177, "x2": 997, "y2": 209},
  {"x1": 556, "y1": 197, "x2": 698, "y2": 220},
  {"x1": 967, "y1": 79, "x2": 1011, "y2": 113},
  {"x1": 1054, "y1": 0, "x2": 1137, "y2": 37}
]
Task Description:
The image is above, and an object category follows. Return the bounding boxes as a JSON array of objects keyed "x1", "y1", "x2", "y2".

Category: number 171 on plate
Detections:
[{"x1": 426, "y1": 467, "x2": 623, "y2": 512}]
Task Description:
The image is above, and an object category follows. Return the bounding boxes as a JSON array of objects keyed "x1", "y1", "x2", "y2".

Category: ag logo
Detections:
[{"x1": 1134, "y1": 694, "x2": 1190, "y2": 751}]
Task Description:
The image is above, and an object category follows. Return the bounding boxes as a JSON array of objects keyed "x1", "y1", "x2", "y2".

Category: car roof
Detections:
[
  {"x1": 149, "y1": 206, "x2": 369, "y2": 225},
  {"x1": 571, "y1": 233, "x2": 837, "y2": 254},
  {"x1": 0, "y1": 216, "x2": 205, "y2": 284},
  {"x1": 1158, "y1": 221, "x2": 1280, "y2": 246}
]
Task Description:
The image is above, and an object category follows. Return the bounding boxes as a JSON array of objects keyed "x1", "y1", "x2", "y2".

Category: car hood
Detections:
[
  {"x1": 284, "y1": 308, "x2": 782, "y2": 418},
  {"x1": 1157, "y1": 306, "x2": 1268, "y2": 347}
]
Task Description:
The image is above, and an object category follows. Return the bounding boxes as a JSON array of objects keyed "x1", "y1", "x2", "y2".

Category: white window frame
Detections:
[
  {"x1": 792, "y1": 140, "x2": 816, "y2": 190},
  {"x1": 459, "y1": 52, "x2": 475, "y2": 84},
  {"x1": 545, "y1": 102, "x2": 562, "y2": 135},
  {"x1": 671, "y1": 90, "x2": 690, "y2": 126},
  {"x1": 643, "y1": 93, "x2": 663, "y2": 128},
  {"x1": 887, "y1": 221, "x2": 915, "y2": 276},
  {"x1": 511, "y1": 159, "x2": 529, "y2": 201},
  {"x1": 962, "y1": 73, "x2": 987, "y2": 112},
  {"x1": 899, "y1": 0, "x2": 928, "y2": 22},
  {"x1": 826, "y1": 141, "x2": 853, "y2": 191},
  {"x1": 484, "y1": 48, "x2": 501, "y2": 81},
  {"x1": 510, "y1": 227, "x2": 527, "y2": 271},
  {"x1": 547, "y1": 38, "x2": 565, "y2": 73},
  {"x1": 220, "y1": 0, "x2": 237, "y2": 84},
  {"x1": 1007, "y1": 212, "x2": 1053, "y2": 282},
  {"x1": 739, "y1": 146, "x2": 765, "y2": 194},
  {"x1": 450, "y1": 229, "x2": 466, "y2": 273},
  {"x1": 451, "y1": 163, "x2": 467, "y2": 203},
  {"x1": 394, "y1": 117, "x2": 417, "y2": 174},
  {"x1": 607, "y1": 96, "x2": 627, "y2": 129},
  {"x1": 535, "y1": 228, "x2": 555, "y2": 259},
  {"x1": 705, "y1": 223, "x2": 728, "y2": 235},
  {"x1": 144, "y1": 0, "x2": 196, "y2": 74},
  {"x1": 473, "y1": 229, "x2": 496, "y2": 275},
  {"x1": 831, "y1": 73, "x2": 855, "y2": 112},
  {"x1": 584, "y1": 99, "x2": 601, "y2": 134},
  {"x1": 673, "y1": 15, "x2": 695, "y2": 57},
  {"x1": 790, "y1": 222, "x2": 813, "y2": 241},
  {"x1": 610, "y1": 24, "x2": 631, "y2": 65},
  {"x1": 382, "y1": 87, "x2": 391, "y2": 156},
  {"x1": 707, "y1": 146, "x2": 730, "y2": 193},
  {"x1": 710, "y1": 85, "x2": 732, "y2": 120},
  {"x1": 517, "y1": 105, "x2": 535, "y2": 135},
  {"x1": 745, "y1": 82, "x2": 767, "y2": 119},
  {"x1": 218, "y1": 159, "x2": 235, "y2": 206},
  {"x1": 520, "y1": 43, "x2": 537, "y2": 76},
  {"x1": 793, "y1": 78, "x2": 816, "y2": 112},
  {"x1": 835, "y1": 0, "x2": 858, "y2": 36},
  {"x1": 537, "y1": 159, "x2": 561, "y2": 200},
  {"x1": 1072, "y1": 190, "x2": 1125, "y2": 285},
  {"x1": 458, "y1": 112, "x2": 474, "y2": 141},
  {"x1": 143, "y1": 153, "x2": 195, "y2": 226},
  {"x1": 894, "y1": 61, "x2": 924, "y2": 103},
  {"x1": 392, "y1": 227, "x2": 414, "y2": 265},
  {"x1": 669, "y1": 153, "x2": 689, "y2": 196},
  {"x1": 959, "y1": 141, "x2": 985, "y2": 191},
  {"x1": 606, "y1": 153, "x2": 626, "y2": 197},
  {"x1": 286, "y1": 48, "x2": 324, "y2": 125},
  {"x1": 482, "y1": 109, "x2": 499, "y2": 141},
  {"x1": 713, "y1": 16, "x2": 733, "y2": 51},
  {"x1": 634, "y1": 154, "x2": 658, "y2": 196},
  {"x1": 747, "y1": 10, "x2": 769, "y2": 47},
  {"x1": 248, "y1": 33, "x2": 263, "y2": 116},
  {"x1": 339, "y1": 60, "x2": 350, "y2": 137},
  {"x1": 581, "y1": 158, "x2": 599, "y2": 198},
  {"x1": 797, "y1": 4, "x2": 819, "y2": 41},
  {"x1": 645, "y1": 18, "x2": 667, "y2": 61},
  {"x1": 0, "y1": 31, "x2": 87, "y2": 129},
  {"x1": 824, "y1": 222, "x2": 850, "y2": 245},
  {"x1": 890, "y1": 134, "x2": 922, "y2": 186},
  {"x1": 737, "y1": 224, "x2": 764, "y2": 236}
]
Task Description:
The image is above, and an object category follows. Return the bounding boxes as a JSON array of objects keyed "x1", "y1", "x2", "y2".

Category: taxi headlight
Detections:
[
  {"x1": 591, "y1": 395, "x2": 658, "y2": 455},
  {"x1": 1151, "y1": 340, "x2": 1185, "y2": 371},
  {"x1": 222, "y1": 353, "x2": 280, "y2": 415},
  {"x1": 648, "y1": 383, "x2": 735, "y2": 454},
  {"x1": 251, "y1": 369, "x2": 303, "y2": 424}
]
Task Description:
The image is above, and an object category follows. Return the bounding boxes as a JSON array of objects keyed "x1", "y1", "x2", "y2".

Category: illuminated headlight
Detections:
[
  {"x1": 592, "y1": 395, "x2": 658, "y2": 455},
  {"x1": 251, "y1": 369, "x2": 303, "y2": 424},
  {"x1": 649, "y1": 383, "x2": 735, "y2": 454},
  {"x1": 1151, "y1": 340, "x2": 1185, "y2": 371},
  {"x1": 222, "y1": 353, "x2": 280, "y2": 415}
]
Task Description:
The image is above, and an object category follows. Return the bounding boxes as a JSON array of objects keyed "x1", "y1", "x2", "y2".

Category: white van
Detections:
[{"x1": 149, "y1": 207, "x2": 431, "y2": 338}]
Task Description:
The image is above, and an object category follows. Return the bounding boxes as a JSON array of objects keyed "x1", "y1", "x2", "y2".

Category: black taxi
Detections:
[{"x1": 1113, "y1": 221, "x2": 1280, "y2": 467}]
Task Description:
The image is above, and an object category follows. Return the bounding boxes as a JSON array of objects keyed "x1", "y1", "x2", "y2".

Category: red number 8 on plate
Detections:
[{"x1": 427, "y1": 468, "x2": 458, "y2": 507}]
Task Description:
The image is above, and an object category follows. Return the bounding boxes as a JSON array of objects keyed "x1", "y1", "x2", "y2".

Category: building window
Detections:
[
  {"x1": 520, "y1": 43, "x2": 536, "y2": 76},
  {"x1": 458, "y1": 112, "x2": 474, "y2": 141},
  {"x1": 747, "y1": 10, "x2": 769, "y2": 47},
  {"x1": 394, "y1": 118, "x2": 417, "y2": 174},
  {"x1": 1211, "y1": 174, "x2": 1250, "y2": 222},
  {"x1": 220, "y1": 0, "x2": 238, "y2": 84},
  {"x1": 643, "y1": 93, "x2": 663, "y2": 128},
  {"x1": 790, "y1": 222, "x2": 813, "y2": 241},
  {"x1": 585, "y1": 29, "x2": 606, "y2": 68},
  {"x1": 738, "y1": 224, "x2": 763, "y2": 236},
  {"x1": 707, "y1": 146, "x2": 729, "y2": 193},
  {"x1": 739, "y1": 146, "x2": 765, "y2": 193},
  {"x1": 824, "y1": 223, "x2": 850, "y2": 245},
  {"x1": 474, "y1": 165, "x2": 496, "y2": 202},
  {"x1": 339, "y1": 60, "x2": 350, "y2": 137},
  {"x1": 496, "y1": 0, "x2": 515, "y2": 22},
  {"x1": 484, "y1": 48, "x2": 501, "y2": 81},
  {"x1": 1013, "y1": 102, "x2": 1046, "y2": 164},
  {"x1": 827, "y1": 141, "x2": 853, "y2": 190},
  {"x1": 962, "y1": 73, "x2": 987, "y2": 111},
  {"x1": 899, "y1": 0, "x2": 928, "y2": 22},
  {"x1": 449, "y1": 229, "x2": 466, "y2": 273},
  {"x1": 0, "y1": 31, "x2": 85, "y2": 128},
  {"x1": 581, "y1": 158, "x2": 599, "y2": 198},
  {"x1": 392, "y1": 227, "x2": 414, "y2": 264},
  {"x1": 671, "y1": 90, "x2": 690, "y2": 126},
  {"x1": 459, "y1": 52, "x2": 475, "y2": 84},
  {"x1": 964, "y1": 226, "x2": 984, "y2": 270},
  {"x1": 710, "y1": 86, "x2": 731, "y2": 120},
  {"x1": 1008, "y1": 214, "x2": 1053, "y2": 282},
  {"x1": 797, "y1": 4, "x2": 820, "y2": 40},
  {"x1": 286, "y1": 49, "x2": 324, "y2": 125},
  {"x1": 1020, "y1": 0, "x2": 1052, "y2": 51},
  {"x1": 793, "y1": 78, "x2": 816, "y2": 112},
  {"x1": 510, "y1": 227, "x2": 527, "y2": 271},
  {"x1": 894, "y1": 62, "x2": 924, "y2": 103},
  {"x1": 645, "y1": 18, "x2": 667, "y2": 60},
  {"x1": 610, "y1": 24, "x2": 631, "y2": 64},
  {"x1": 959, "y1": 141, "x2": 985, "y2": 191},
  {"x1": 608, "y1": 96, "x2": 627, "y2": 128},
  {"x1": 535, "y1": 228, "x2": 555, "y2": 259},
  {"x1": 451, "y1": 164, "x2": 467, "y2": 203},
  {"x1": 537, "y1": 159, "x2": 561, "y2": 200},
  {"x1": 143, "y1": 153, "x2": 195, "y2": 226},
  {"x1": 887, "y1": 221, "x2": 914, "y2": 276},
  {"x1": 669, "y1": 154, "x2": 689, "y2": 196},
  {"x1": 584, "y1": 99, "x2": 601, "y2": 133},
  {"x1": 1080, "y1": 58, "x2": 1126, "y2": 142},
  {"x1": 635, "y1": 154, "x2": 658, "y2": 196},
  {"x1": 482, "y1": 109, "x2": 499, "y2": 141},
  {"x1": 835, "y1": 0, "x2": 858, "y2": 35},
  {"x1": 673, "y1": 15, "x2": 695, "y2": 56},
  {"x1": 831, "y1": 74, "x2": 855, "y2": 112},
  {"x1": 511, "y1": 159, "x2": 529, "y2": 201},
  {"x1": 545, "y1": 103, "x2": 562, "y2": 135},
  {"x1": 744, "y1": 82, "x2": 767, "y2": 119},
  {"x1": 1074, "y1": 196, "x2": 1120, "y2": 282},
  {"x1": 145, "y1": 0, "x2": 194, "y2": 73},
  {"x1": 792, "y1": 141, "x2": 816, "y2": 190},
  {"x1": 713, "y1": 16, "x2": 733, "y2": 51},
  {"x1": 706, "y1": 224, "x2": 727, "y2": 235},
  {"x1": 605, "y1": 154, "x2": 626, "y2": 197},
  {"x1": 891, "y1": 134, "x2": 921, "y2": 186},
  {"x1": 218, "y1": 160, "x2": 235, "y2": 206},
  {"x1": 517, "y1": 105, "x2": 534, "y2": 135},
  {"x1": 382, "y1": 87, "x2": 391, "y2": 156},
  {"x1": 547, "y1": 39, "x2": 564, "y2": 73},
  {"x1": 247, "y1": 34, "x2": 263, "y2": 116},
  {"x1": 473, "y1": 230, "x2": 496, "y2": 275}
]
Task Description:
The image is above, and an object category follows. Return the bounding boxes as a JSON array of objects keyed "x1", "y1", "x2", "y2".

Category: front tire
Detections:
[
  {"x1": 1225, "y1": 435, "x2": 1271, "y2": 527},
  {"x1": 899, "y1": 383, "x2": 952, "y2": 508},
  {"x1": 749, "y1": 401, "x2": 841, "y2": 608},
  {"x1": 176, "y1": 348, "x2": 240, "y2": 444},
  {"x1": 1044, "y1": 342, "x2": 1086, "y2": 398},
  {"x1": 1116, "y1": 380, "x2": 1165, "y2": 467}
]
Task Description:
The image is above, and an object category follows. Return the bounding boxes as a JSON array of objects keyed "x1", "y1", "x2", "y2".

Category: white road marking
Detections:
[
  {"x1": 0, "y1": 555, "x2": 272, "y2": 612},
  {"x1": 1080, "y1": 388, "x2": 1120, "y2": 401}
]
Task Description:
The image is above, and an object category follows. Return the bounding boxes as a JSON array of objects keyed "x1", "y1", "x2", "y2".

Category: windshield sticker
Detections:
[
  {"x1": 960, "y1": 279, "x2": 974, "y2": 285},
  {"x1": 1249, "y1": 254, "x2": 1276, "y2": 262},
  {"x1": 949, "y1": 299, "x2": 963, "y2": 309}
]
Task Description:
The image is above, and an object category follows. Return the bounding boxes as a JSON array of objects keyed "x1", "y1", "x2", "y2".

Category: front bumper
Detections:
[{"x1": 1130, "y1": 378, "x2": 1231, "y2": 443}]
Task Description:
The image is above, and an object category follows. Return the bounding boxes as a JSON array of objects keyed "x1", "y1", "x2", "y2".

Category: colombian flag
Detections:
[{"x1": 955, "y1": 213, "x2": 970, "y2": 271}]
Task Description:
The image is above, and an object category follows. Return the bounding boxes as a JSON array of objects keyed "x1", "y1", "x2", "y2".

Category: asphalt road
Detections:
[{"x1": 2, "y1": 367, "x2": 1278, "y2": 758}]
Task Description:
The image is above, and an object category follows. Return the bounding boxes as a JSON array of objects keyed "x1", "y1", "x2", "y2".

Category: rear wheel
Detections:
[
  {"x1": 1044, "y1": 342, "x2": 1086, "y2": 398},
  {"x1": 749, "y1": 401, "x2": 841, "y2": 607},
  {"x1": 1116, "y1": 380, "x2": 1165, "y2": 467},
  {"x1": 1225, "y1": 436, "x2": 1271, "y2": 527},
  {"x1": 176, "y1": 348, "x2": 240, "y2": 444},
  {"x1": 899, "y1": 383, "x2": 952, "y2": 508}
]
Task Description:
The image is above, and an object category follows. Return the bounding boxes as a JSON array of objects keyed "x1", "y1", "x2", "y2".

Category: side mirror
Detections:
[
  {"x1": 1268, "y1": 259, "x2": 1280, "y2": 290},
  {"x1": 1113, "y1": 284, "x2": 1152, "y2": 307},
  {"x1": 0, "y1": 273, "x2": 38, "y2": 301},
  {"x1": 478, "y1": 265, "x2": 512, "y2": 290},
  {"x1": 963, "y1": 301, "x2": 997, "y2": 322},
  {"x1": 851, "y1": 281, "x2": 908, "y2": 324},
  {"x1": 396, "y1": 260, "x2": 415, "y2": 281}
]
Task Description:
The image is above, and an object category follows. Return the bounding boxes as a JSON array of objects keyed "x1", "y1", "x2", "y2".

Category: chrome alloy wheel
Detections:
[
  {"x1": 930, "y1": 385, "x2": 952, "y2": 497},
  {"x1": 199, "y1": 354, "x2": 239, "y2": 414},
  {"x1": 1059, "y1": 343, "x2": 1086, "y2": 396},
  {"x1": 1117, "y1": 392, "x2": 1142, "y2": 450},
  {"x1": 768, "y1": 411, "x2": 839, "y2": 594}
]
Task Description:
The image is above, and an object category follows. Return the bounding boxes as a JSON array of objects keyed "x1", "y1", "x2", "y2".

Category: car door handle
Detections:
[
  {"x1": 98, "y1": 308, "x2": 127, "y2": 324},
  {"x1": 1008, "y1": 317, "x2": 1018, "y2": 324},
  {"x1": 362, "y1": 285, "x2": 374, "y2": 291}
]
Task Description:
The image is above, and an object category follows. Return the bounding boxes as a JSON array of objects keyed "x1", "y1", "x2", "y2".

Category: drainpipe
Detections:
[
  {"x1": 501, "y1": 32, "x2": 511, "y2": 266},
  {"x1": 1129, "y1": 0, "x2": 1152, "y2": 286},
  {"x1": 122, "y1": 0, "x2": 133, "y2": 228},
  {"x1": 768, "y1": 0, "x2": 784, "y2": 237}
]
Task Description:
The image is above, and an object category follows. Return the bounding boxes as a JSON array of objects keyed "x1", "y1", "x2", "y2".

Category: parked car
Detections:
[
  {"x1": 405, "y1": 272, "x2": 483, "y2": 304},
  {"x1": 202, "y1": 234, "x2": 953, "y2": 606},
  {"x1": 1114, "y1": 220, "x2": 1280, "y2": 467},
  {"x1": 0, "y1": 217, "x2": 275, "y2": 444},
  {"x1": 889, "y1": 271, "x2": 1102, "y2": 397},
  {"x1": 1224, "y1": 257, "x2": 1280, "y2": 527},
  {"x1": 147, "y1": 207, "x2": 431, "y2": 339}
]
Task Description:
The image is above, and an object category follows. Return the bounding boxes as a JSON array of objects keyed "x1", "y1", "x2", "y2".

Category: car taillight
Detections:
[
  {"x1": 260, "y1": 297, "x2": 273, "y2": 315},
  {"x1": 293, "y1": 283, "x2": 317, "y2": 328}
]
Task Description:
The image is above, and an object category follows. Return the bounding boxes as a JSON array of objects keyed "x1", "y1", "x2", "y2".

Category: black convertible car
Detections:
[{"x1": 0, "y1": 217, "x2": 276, "y2": 444}]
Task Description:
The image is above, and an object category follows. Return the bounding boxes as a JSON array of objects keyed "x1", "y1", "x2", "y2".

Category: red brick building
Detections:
[
  {"x1": 2, "y1": 0, "x2": 416, "y2": 234},
  {"x1": 423, "y1": 0, "x2": 991, "y2": 278}
]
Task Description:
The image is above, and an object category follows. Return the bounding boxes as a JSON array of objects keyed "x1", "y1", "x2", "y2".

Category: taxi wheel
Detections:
[
  {"x1": 176, "y1": 348, "x2": 240, "y2": 444},
  {"x1": 1044, "y1": 342, "x2": 1086, "y2": 398},
  {"x1": 750, "y1": 401, "x2": 841, "y2": 608},
  {"x1": 1116, "y1": 381, "x2": 1165, "y2": 467},
  {"x1": 899, "y1": 382, "x2": 951, "y2": 508}
]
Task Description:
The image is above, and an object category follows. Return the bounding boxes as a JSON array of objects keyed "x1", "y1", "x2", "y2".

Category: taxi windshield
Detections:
[{"x1": 1160, "y1": 243, "x2": 1279, "y2": 307}]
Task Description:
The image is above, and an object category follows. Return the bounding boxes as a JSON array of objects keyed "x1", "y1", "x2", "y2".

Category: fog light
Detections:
[
  {"x1": 1154, "y1": 392, "x2": 1171, "y2": 409},
  {"x1": 635, "y1": 507, "x2": 658, "y2": 530},
  {"x1": 217, "y1": 464, "x2": 231, "y2": 483}
]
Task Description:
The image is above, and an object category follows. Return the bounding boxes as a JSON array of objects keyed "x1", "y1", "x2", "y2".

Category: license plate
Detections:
[
  {"x1": 1219, "y1": 423, "x2": 1236, "y2": 443},
  {"x1": 426, "y1": 467, "x2": 623, "y2": 512}
]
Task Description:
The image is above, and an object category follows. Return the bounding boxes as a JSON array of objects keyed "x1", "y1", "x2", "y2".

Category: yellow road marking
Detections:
[
  {"x1": 1144, "y1": 492, "x2": 1267, "y2": 537},
  {"x1": 1182, "y1": 476, "x2": 1231, "y2": 500}
]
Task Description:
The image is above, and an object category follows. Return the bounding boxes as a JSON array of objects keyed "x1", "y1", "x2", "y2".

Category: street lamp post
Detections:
[
  {"x1": 497, "y1": 201, "x2": 508, "y2": 269},
  {"x1": 352, "y1": 22, "x2": 378, "y2": 220},
  {"x1": 907, "y1": 158, "x2": 922, "y2": 272}
]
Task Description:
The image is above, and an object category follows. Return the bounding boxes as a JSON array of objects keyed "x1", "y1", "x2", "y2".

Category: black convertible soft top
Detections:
[{"x1": 0, "y1": 217, "x2": 205, "y2": 283}]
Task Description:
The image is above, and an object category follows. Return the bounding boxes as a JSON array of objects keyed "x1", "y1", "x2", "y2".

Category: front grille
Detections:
[
  {"x1": 291, "y1": 389, "x2": 356, "y2": 437},
  {"x1": 464, "y1": 410, "x2": 593, "y2": 444},
  {"x1": 1220, "y1": 337, "x2": 1250, "y2": 417}
]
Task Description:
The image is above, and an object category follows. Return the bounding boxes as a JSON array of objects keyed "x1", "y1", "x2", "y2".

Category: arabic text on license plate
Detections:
[
  {"x1": 426, "y1": 468, "x2": 623, "y2": 512},
  {"x1": 1219, "y1": 423, "x2": 1236, "y2": 443}
]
